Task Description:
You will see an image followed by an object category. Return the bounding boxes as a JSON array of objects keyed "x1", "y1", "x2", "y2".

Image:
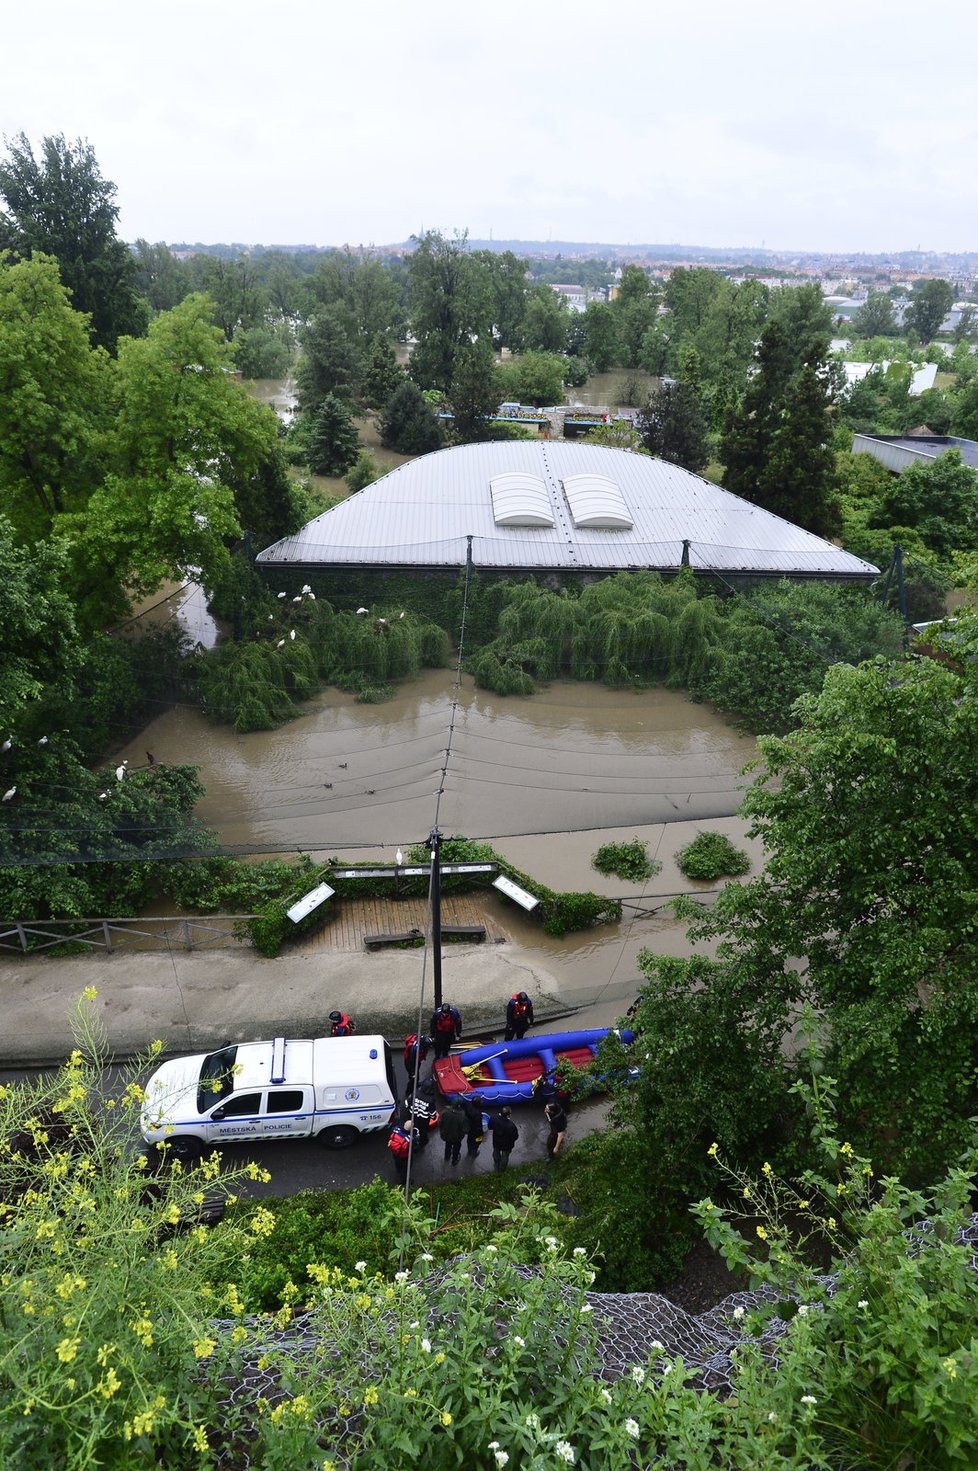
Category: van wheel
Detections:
[
  {"x1": 318, "y1": 1125, "x2": 358, "y2": 1149},
  {"x1": 165, "y1": 1136, "x2": 203, "y2": 1162}
]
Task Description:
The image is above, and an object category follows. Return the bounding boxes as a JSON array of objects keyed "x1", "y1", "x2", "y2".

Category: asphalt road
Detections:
[{"x1": 0, "y1": 1057, "x2": 612, "y2": 1199}]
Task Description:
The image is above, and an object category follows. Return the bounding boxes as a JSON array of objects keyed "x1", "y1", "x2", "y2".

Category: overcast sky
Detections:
[{"x1": 2, "y1": 0, "x2": 973, "y2": 256}]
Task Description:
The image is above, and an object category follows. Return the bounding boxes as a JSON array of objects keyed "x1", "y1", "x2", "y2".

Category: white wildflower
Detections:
[
  {"x1": 420, "y1": 1338, "x2": 431, "y2": 1353},
  {"x1": 513, "y1": 1335, "x2": 525, "y2": 1348},
  {"x1": 797, "y1": 1305, "x2": 809, "y2": 1316},
  {"x1": 355, "y1": 1261, "x2": 367, "y2": 1273},
  {"x1": 625, "y1": 1418, "x2": 640, "y2": 1439},
  {"x1": 600, "y1": 1388, "x2": 612, "y2": 1404},
  {"x1": 732, "y1": 1306, "x2": 745, "y2": 1321},
  {"x1": 555, "y1": 1441, "x2": 575, "y2": 1465},
  {"x1": 801, "y1": 1394, "x2": 817, "y2": 1406},
  {"x1": 525, "y1": 1412, "x2": 541, "y2": 1431},
  {"x1": 573, "y1": 1246, "x2": 586, "y2": 1256},
  {"x1": 421, "y1": 1253, "x2": 434, "y2": 1262},
  {"x1": 580, "y1": 1303, "x2": 592, "y2": 1313},
  {"x1": 494, "y1": 1454, "x2": 509, "y2": 1469},
  {"x1": 630, "y1": 1365, "x2": 645, "y2": 1384},
  {"x1": 857, "y1": 1299, "x2": 869, "y2": 1309},
  {"x1": 395, "y1": 1270, "x2": 409, "y2": 1282}
]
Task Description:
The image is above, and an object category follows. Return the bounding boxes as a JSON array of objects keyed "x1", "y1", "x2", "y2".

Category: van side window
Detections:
[
  {"x1": 266, "y1": 1089, "x2": 304, "y2": 1114},
  {"x1": 212, "y1": 1092, "x2": 261, "y2": 1120}
]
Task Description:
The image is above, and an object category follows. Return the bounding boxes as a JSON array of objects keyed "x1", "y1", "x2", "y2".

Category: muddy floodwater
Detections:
[
  {"x1": 120, "y1": 669, "x2": 757, "y2": 854},
  {"x1": 120, "y1": 671, "x2": 760, "y2": 1004}
]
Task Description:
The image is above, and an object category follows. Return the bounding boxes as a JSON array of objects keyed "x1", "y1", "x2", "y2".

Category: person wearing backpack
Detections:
[
  {"x1": 438, "y1": 1100, "x2": 467, "y2": 1166},
  {"x1": 403, "y1": 1032, "x2": 430, "y2": 1089},
  {"x1": 328, "y1": 1011, "x2": 355, "y2": 1037},
  {"x1": 388, "y1": 1119, "x2": 413, "y2": 1184},
  {"x1": 504, "y1": 991, "x2": 534, "y2": 1040},
  {"x1": 430, "y1": 1002, "x2": 462, "y2": 1060}
]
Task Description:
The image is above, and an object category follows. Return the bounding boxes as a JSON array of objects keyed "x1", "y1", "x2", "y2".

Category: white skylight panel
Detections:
[
  {"x1": 562, "y1": 474, "x2": 633, "y2": 529},
  {"x1": 489, "y1": 473, "x2": 555, "y2": 527}
]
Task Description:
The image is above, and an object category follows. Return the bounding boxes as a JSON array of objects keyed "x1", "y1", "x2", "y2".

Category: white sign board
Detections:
[
  {"x1": 493, "y1": 874, "x2": 540, "y2": 911},
  {"x1": 286, "y1": 881, "x2": 335, "y2": 924}
]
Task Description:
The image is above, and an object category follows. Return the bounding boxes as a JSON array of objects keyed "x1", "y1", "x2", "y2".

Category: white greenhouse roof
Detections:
[{"x1": 256, "y1": 442, "x2": 878, "y2": 580}]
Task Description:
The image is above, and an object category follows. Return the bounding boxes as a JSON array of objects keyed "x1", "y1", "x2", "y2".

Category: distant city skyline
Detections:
[{"x1": 2, "y1": 0, "x2": 974, "y2": 257}]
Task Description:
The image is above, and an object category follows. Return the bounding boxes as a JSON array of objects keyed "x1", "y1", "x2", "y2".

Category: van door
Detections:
[
  {"x1": 205, "y1": 1091, "x2": 263, "y2": 1142},
  {"x1": 261, "y1": 1085, "x2": 314, "y2": 1139}
]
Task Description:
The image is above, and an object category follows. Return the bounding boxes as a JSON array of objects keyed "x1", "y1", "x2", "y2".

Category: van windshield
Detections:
[{"x1": 197, "y1": 1046, "x2": 238, "y2": 1111}]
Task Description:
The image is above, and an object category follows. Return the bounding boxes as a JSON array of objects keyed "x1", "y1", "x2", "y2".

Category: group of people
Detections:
[
  {"x1": 385, "y1": 990, "x2": 566, "y2": 1182},
  {"x1": 325, "y1": 994, "x2": 564, "y2": 1181}
]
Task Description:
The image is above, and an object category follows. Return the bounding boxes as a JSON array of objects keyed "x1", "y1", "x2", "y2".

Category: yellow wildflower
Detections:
[
  {"x1": 97, "y1": 1368, "x2": 121, "y2": 1399},
  {"x1": 440, "y1": 1411, "x2": 452, "y2": 1426},
  {"x1": 56, "y1": 1337, "x2": 80, "y2": 1363},
  {"x1": 249, "y1": 1206, "x2": 276, "y2": 1238},
  {"x1": 707, "y1": 1142, "x2": 719, "y2": 1157},
  {"x1": 130, "y1": 1315, "x2": 154, "y2": 1348},
  {"x1": 762, "y1": 1161, "x2": 772, "y2": 1176},
  {"x1": 193, "y1": 1336, "x2": 216, "y2": 1360},
  {"x1": 192, "y1": 1425, "x2": 209, "y2": 1453},
  {"x1": 364, "y1": 1387, "x2": 379, "y2": 1406},
  {"x1": 82, "y1": 986, "x2": 98, "y2": 1001},
  {"x1": 756, "y1": 1226, "x2": 768, "y2": 1241}
]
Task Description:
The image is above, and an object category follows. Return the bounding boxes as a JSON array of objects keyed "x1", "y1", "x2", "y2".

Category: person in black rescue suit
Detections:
[
  {"x1": 504, "y1": 991, "x2": 534, "y2": 1040},
  {"x1": 430, "y1": 1002, "x2": 462, "y2": 1060}
]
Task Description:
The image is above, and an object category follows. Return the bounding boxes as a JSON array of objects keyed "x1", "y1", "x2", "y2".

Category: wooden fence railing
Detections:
[{"x1": 0, "y1": 916, "x2": 255, "y2": 956}]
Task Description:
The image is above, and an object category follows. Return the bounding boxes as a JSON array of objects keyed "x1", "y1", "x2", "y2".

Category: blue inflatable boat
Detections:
[{"x1": 433, "y1": 1028, "x2": 635, "y2": 1104}]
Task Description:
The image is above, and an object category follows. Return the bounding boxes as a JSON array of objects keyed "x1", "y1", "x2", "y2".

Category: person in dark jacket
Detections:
[
  {"x1": 430, "y1": 1003, "x2": 462, "y2": 1060},
  {"x1": 544, "y1": 1099, "x2": 568, "y2": 1157},
  {"x1": 403, "y1": 1032, "x2": 430, "y2": 1089},
  {"x1": 504, "y1": 991, "x2": 534, "y2": 1040},
  {"x1": 328, "y1": 1010, "x2": 355, "y2": 1037},
  {"x1": 405, "y1": 1089, "x2": 438, "y2": 1149},
  {"x1": 488, "y1": 1107, "x2": 519, "y2": 1171},
  {"x1": 438, "y1": 1101, "x2": 467, "y2": 1166},
  {"x1": 461, "y1": 1094, "x2": 484, "y2": 1157}
]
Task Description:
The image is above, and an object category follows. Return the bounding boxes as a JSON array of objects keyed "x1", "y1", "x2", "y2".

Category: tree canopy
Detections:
[{"x1": 0, "y1": 132, "x2": 146, "y2": 351}]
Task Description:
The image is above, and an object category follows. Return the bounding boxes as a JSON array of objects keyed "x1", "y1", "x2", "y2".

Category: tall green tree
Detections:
[
  {"x1": 567, "y1": 302, "x2": 621, "y2": 372},
  {"x1": 851, "y1": 292, "x2": 899, "y2": 338},
  {"x1": 60, "y1": 294, "x2": 278, "y2": 627},
  {"x1": 905, "y1": 279, "x2": 954, "y2": 343},
  {"x1": 188, "y1": 254, "x2": 267, "y2": 342},
  {"x1": 720, "y1": 315, "x2": 838, "y2": 536},
  {"x1": 132, "y1": 239, "x2": 192, "y2": 313},
  {"x1": 613, "y1": 265, "x2": 660, "y2": 368},
  {"x1": 407, "y1": 230, "x2": 493, "y2": 390},
  {"x1": 637, "y1": 381, "x2": 709, "y2": 472},
  {"x1": 449, "y1": 339, "x2": 502, "y2": 442},
  {"x1": 378, "y1": 380, "x2": 442, "y2": 455},
  {"x1": 296, "y1": 309, "x2": 360, "y2": 410},
  {"x1": 523, "y1": 285, "x2": 568, "y2": 353},
  {"x1": 307, "y1": 394, "x2": 360, "y2": 477},
  {"x1": 0, "y1": 132, "x2": 146, "y2": 351},
  {"x1": 0, "y1": 254, "x2": 108, "y2": 538},
  {"x1": 868, "y1": 448, "x2": 978, "y2": 558},
  {"x1": 361, "y1": 335, "x2": 405, "y2": 409},
  {"x1": 683, "y1": 628, "x2": 978, "y2": 1175}
]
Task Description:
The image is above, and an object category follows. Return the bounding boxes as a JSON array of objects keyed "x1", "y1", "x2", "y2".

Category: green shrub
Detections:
[
  {"x1": 592, "y1": 839, "x2": 659, "y2": 882},
  {"x1": 676, "y1": 831, "x2": 751, "y2": 881}
]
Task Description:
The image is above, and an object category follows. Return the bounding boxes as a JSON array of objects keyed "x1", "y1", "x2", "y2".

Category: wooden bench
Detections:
[
  {"x1": 363, "y1": 928, "x2": 424, "y2": 950},
  {"x1": 441, "y1": 924, "x2": 487, "y2": 942}
]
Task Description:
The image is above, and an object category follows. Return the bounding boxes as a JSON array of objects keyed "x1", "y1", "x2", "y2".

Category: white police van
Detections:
[{"x1": 140, "y1": 1034, "x2": 397, "y2": 1159}]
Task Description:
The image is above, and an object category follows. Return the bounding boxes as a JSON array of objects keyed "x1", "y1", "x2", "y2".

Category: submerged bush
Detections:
[
  {"x1": 592, "y1": 839, "x2": 660, "y2": 883},
  {"x1": 676, "y1": 831, "x2": 751, "y2": 881}
]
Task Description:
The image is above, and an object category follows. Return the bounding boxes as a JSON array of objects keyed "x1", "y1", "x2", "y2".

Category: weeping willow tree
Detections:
[
  {"x1": 195, "y1": 605, "x2": 452, "y2": 731},
  {"x1": 475, "y1": 572, "x2": 721, "y2": 695}
]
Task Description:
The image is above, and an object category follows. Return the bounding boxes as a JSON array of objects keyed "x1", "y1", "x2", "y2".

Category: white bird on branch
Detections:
[
  {"x1": 277, "y1": 591, "x2": 287, "y2": 599},
  {"x1": 1, "y1": 737, "x2": 11, "y2": 752},
  {"x1": 395, "y1": 849, "x2": 403, "y2": 865},
  {"x1": 301, "y1": 585, "x2": 312, "y2": 594},
  {"x1": 277, "y1": 639, "x2": 285, "y2": 648},
  {"x1": 356, "y1": 607, "x2": 368, "y2": 615},
  {"x1": 2, "y1": 786, "x2": 15, "y2": 802},
  {"x1": 115, "y1": 762, "x2": 128, "y2": 781},
  {"x1": 37, "y1": 735, "x2": 49, "y2": 746},
  {"x1": 289, "y1": 630, "x2": 296, "y2": 641}
]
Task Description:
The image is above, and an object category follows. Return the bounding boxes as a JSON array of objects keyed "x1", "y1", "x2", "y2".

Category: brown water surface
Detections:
[{"x1": 116, "y1": 670, "x2": 756, "y2": 855}]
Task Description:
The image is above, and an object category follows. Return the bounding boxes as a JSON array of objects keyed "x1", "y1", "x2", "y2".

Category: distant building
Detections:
[
  {"x1": 550, "y1": 284, "x2": 587, "y2": 312},
  {"x1": 852, "y1": 433, "x2": 978, "y2": 474},
  {"x1": 256, "y1": 442, "x2": 877, "y2": 591}
]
